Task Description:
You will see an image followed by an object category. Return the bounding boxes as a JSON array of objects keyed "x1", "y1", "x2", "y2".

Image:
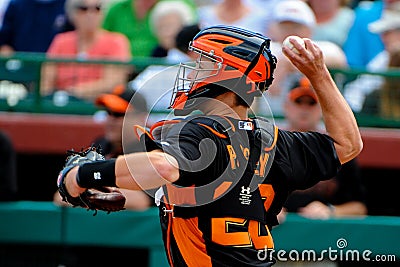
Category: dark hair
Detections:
[{"x1": 175, "y1": 24, "x2": 201, "y2": 54}]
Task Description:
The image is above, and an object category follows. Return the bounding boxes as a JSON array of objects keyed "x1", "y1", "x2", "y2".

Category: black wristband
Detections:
[{"x1": 77, "y1": 159, "x2": 117, "y2": 188}]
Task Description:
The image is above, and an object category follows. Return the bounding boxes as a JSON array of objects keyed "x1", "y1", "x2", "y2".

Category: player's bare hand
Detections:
[{"x1": 282, "y1": 38, "x2": 328, "y2": 81}]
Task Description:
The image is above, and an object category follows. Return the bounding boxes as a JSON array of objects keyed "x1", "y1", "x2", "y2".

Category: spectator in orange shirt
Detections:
[{"x1": 41, "y1": 0, "x2": 132, "y2": 101}]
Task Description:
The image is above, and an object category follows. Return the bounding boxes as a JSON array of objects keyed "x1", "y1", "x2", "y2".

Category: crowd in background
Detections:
[
  {"x1": 1, "y1": 0, "x2": 399, "y2": 118},
  {"x1": 0, "y1": 0, "x2": 400, "y2": 218}
]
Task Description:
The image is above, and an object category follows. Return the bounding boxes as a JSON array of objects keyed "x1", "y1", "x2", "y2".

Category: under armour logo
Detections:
[
  {"x1": 239, "y1": 186, "x2": 252, "y2": 205},
  {"x1": 241, "y1": 186, "x2": 251, "y2": 195},
  {"x1": 94, "y1": 172, "x2": 101, "y2": 180}
]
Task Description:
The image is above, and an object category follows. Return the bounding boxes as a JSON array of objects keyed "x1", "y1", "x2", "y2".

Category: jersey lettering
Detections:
[
  {"x1": 255, "y1": 152, "x2": 270, "y2": 177},
  {"x1": 259, "y1": 183, "x2": 275, "y2": 211},
  {"x1": 211, "y1": 217, "x2": 274, "y2": 249},
  {"x1": 240, "y1": 144, "x2": 250, "y2": 160},
  {"x1": 227, "y1": 145, "x2": 238, "y2": 169}
]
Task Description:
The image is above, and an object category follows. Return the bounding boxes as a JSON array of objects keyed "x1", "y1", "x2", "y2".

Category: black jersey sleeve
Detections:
[
  {"x1": 143, "y1": 121, "x2": 229, "y2": 187},
  {"x1": 275, "y1": 129, "x2": 341, "y2": 191}
]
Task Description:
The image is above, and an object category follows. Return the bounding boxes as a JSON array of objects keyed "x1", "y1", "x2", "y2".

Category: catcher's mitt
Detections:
[{"x1": 57, "y1": 146, "x2": 126, "y2": 215}]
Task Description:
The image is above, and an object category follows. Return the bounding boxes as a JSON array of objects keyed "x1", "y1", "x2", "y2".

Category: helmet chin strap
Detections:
[
  {"x1": 241, "y1": 39, "x2": 275, "y2": 93},
  {"x1": 244, "y1": 40, "x2": 268, "y2": 78},
  {"x1": 218, "y1": 39, "x2": 267, "y2": 103}
]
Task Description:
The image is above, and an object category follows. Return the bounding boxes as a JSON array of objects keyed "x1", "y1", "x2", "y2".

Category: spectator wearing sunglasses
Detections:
[
  {"x1": 41, "y1": 0, "x2": 132, "y2": 101},
  {"x1": 278, "y1": 74, "x2": 367, "y2": 222},
  {"x1": 282, "y1": 75, "x2": 322, "y2": 132}
]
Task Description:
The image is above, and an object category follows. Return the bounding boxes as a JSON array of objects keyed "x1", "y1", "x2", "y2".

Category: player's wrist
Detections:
[
  {"x1": 64, "y1": 166, "x2": 85, "y2": 197},
  {"x1": 77, "y1": 159, "x2": 117, "y2": 188}
]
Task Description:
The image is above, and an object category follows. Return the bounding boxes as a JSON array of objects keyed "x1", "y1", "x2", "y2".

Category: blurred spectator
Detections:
[
  {"x1": 129, "y1": 23, "x2": 200, "y2": 124},
  {"x1": 149, "y1": 0, "x2": 197, "y2": 58},
  {"x1": 0, "y1": 0, "x2": 68, "y2": 55},
  {"x1": 343, "y1": 0, "x2": 400, "y2": 68},
  {"x1": 0, "y1": 130, "x2": 17, "y2": 201},
  {"x1": 361, "y1": 47, "x2": 400, "y2": 119},
  {"x1": 281, "y1": 74, "x2": 324, "y2": 132},
  {"x1": 197, "y1": 0, "x2": 268, "y2": 34},
  {"x1": 306, "y1": 0, "x2": 355, "y2": 48},
  {"x1": 102, "y1": 0, "x2": 197, "y2": 58},
  {"x1": 278, "y1": 75, "x2": 367, "y2": 222},
  {"x1": 102, "y1": 0, "x2": 158, "y2": 58},
  {"x1": 343, "y1": 3, "x2": 400, "y2": 112},
  {"x1": 54, "y1": 84, "x2": 152, "y2": 210},
  {"x1": 260, "y1": 0, "x2": 347, "y2": 116},
  {"x1": 244, "y1": 0, "x2": 282, "y2": 35},
  {"x1": 93, "y1": 84, "x2": 149, "y2": 158},
  {"x1": 166, "y1": 23, "x2": 200, "y2": 63},
  {"x1": 0, "y1": 0, "x2": 10, "y2": 29},
  {"x1": 348, "y1": 0, "x2": 365, "y2": 9},
  {"x1": 41, "y1": 0, "x2": 132, "y2": 101}
]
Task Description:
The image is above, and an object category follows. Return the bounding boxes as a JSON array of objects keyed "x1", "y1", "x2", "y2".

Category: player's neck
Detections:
[{"x1": 201, "y1": 93, "x2": 248, "y2": 120}]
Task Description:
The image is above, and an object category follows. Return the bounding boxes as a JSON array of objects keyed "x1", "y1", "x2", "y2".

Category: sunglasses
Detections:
[
  {"x1": 106, "y1": 109, "x2": 125, "y2": 118},
  {"x1": 294, "y1": 98, "x2": 317, "y2": 106},
  {"x1": 75, "y1": 4, "x2": 102, "y2": 12}
]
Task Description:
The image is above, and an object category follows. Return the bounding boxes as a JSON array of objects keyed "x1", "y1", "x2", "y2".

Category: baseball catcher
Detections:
[{"x1": 57, "y1": 25, "x2": 362, "y2": 266}]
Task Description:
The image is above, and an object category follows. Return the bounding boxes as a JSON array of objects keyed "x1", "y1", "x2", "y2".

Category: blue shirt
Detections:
[
  {"x1": 343, "y1": 1, "x2": 384, "y2": 68},
  {"x1": 343, "y1": 1, "x2": 385, "y2": 68},
  {"x1": 0, "y1": 0, "x2": 67, "y2": 53}
]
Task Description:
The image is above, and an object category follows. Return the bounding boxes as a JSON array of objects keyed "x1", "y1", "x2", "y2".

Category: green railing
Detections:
[
  {"x1": 1, "y1": 52, "x2": 400, "y2": 128},
  {"x1": 0, "y1": 202, "x2": 399, "y2": 266},
  {"x1": 0, "y1": 52, "x2": 171, "y2": 115}
]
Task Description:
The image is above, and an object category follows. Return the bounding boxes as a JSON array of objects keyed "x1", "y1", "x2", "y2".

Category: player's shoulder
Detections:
[
  {"x1": 149, "y1": 116, "x2": 206, "y2": 139},
  {"x1": 153, "y1": 115, "x2": 238, "y2": 140}
]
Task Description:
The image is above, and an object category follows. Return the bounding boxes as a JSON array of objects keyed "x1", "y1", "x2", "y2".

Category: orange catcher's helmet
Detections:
[{"x1": 170, "y1": 25, "x2": 277, "y2": 114}]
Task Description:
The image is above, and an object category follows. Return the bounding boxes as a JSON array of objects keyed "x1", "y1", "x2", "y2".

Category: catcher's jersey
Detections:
[{"x1": 144, "y1": 115, "x2": 340, "y2": 267}]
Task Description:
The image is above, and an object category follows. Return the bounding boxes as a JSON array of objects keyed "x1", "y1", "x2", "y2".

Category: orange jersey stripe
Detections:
[{"x1": 172, "y1": 217, "x2": 212, "y2": 266}]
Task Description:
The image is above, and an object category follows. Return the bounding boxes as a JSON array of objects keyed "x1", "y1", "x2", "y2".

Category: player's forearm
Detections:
[
  {"x1": 282, "y1": 38, "x2": 363, "y2": 163},
  {"x1": 332, "y1": 201, "x2": 367, "y2": 217},
  {"x1": 64, "y1": 151, "x2": 180, "y2": 196},
  {"x1": 311, "y1": 71, "x2": 363, "y2": 164},
  {"x1": 115, "y1": 151, "x2": 180, "y2": 191}
]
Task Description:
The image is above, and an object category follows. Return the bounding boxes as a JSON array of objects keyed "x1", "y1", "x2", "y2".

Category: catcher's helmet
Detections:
[{"x1": 169, "y1": 25, "x2": 277, "y2": 114}]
